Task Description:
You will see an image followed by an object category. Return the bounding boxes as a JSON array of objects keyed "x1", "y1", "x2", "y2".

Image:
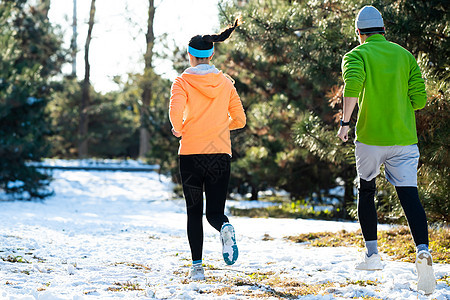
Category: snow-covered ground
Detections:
[{"x1": 0, "y1": 164, "x2": 449, "y2": 299}]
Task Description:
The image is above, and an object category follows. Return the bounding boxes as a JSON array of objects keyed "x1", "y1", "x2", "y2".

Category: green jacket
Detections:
[{"x1": 342, "y1": 34, "x2": 427, "y2": 146}]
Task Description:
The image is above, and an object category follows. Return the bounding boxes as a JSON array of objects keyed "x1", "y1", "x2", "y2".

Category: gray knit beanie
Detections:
[{"x1": 355, "y1": 6, "x2": 384, "y2": 32}]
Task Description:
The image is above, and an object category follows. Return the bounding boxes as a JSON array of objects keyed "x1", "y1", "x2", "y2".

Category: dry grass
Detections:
[
  {"x1": 178, "y1": 268, "x2": 388, "y2": 299},
  {"x1": 113, "y1": 262, "x2": 151, "y2": 271},
  {"x1": 438, "y1": 275, "x2": 450, "y2": 285},
  {"x1": 106, "y1": 281, "x2": 143, "y2": 292},
  {"x1": 1, "y1": 255, "x2": 30, "y2": 263},
  {"x1": 199, "y1": 273, "x2": 385, "y2": 299},
  {"x1": 174, "y1": 227, "x2": 449, "y2": 298},
  {"x1": 286, "y1": 226, "x2": 449, "y2": 264}
]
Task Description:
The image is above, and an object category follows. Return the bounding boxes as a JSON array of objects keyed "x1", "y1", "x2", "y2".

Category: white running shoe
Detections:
[
  {"x1": 220, "y1": 223, "x2": 238, "y2": 265},
  {"x1": 189, "y1": 264, "x2": 205, "y2": 281},
  {"x1": 355, "y1": 253, "x2": 383, "y2": 270},
  {"x1": 416, "y1": 250, "x2": 436, "y2": 295}
]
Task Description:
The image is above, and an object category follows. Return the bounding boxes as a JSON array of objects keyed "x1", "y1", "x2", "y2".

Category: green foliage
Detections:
[
  {"x1": 368, "y1": 2, "x2": 449, "y2": 224},
  {"x1": 119, "y1": 70, "x2": 179, "y2": 176},
  {"x1": 294, "y1": 113, "x2": 357, "y2": 218},
  {"x1": 230, "y1": 200, "x2": 339, "y2": 220},
  {"x1": 418, "y1": 165, "x2": 449, "y2": 223},
  {"x1": 349, "y1": 2, "x2": 450, "y2": 224},
  {"x1": 0, "y1": 0, "x2": 65, "y2": 199},
  {"x1": 294, "y1": 113, "x2": 354, "y2": 165},
  {"x1": 415, "y1": 71, "x2": 449, "y2": 223},
  {"x1": 48, "y1": 41, "x2": 176, "y2": 178},
  {"x1": 46, "y1": 78, "x2": 81, "y2": 157},
  {"x1": 217, "y1": 0, "x2": 449, "y2": 222},
  {"x1": 107, "y1": 281, "x2": 144, "y2": 292},
  {"x1": 372, "y1": 0, "x2": 449, "y2": 77},
  {"x1": 1, "y1": 255, "x2": 30, "y2": 263},
  {"x1": 215, "y1": 0, "x2": 363, "y2": 200},
  {"x1": 48, "y1": 78, "x2": 140, "y2": 158}
]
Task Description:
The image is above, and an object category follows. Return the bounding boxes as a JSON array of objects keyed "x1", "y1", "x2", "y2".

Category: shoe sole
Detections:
[
  {"x1": 416, "y1": 252, "x2": 436, "y2": 295},
  {"x1": 221, "y1": 224, "x2": 238, "y2": 265}
]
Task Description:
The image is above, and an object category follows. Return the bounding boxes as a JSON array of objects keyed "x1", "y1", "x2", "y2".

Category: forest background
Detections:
[{"x1": 0, "y1": 0, "x2": 448, "y2": 224}]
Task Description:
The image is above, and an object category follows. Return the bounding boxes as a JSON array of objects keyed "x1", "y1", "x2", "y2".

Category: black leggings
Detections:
[
  {"x1": 179, "y1": 154, "x2": 230, "y2": 261},
  {"x1": 358, "y1": 178, "x2": 428, "y2": 246}
]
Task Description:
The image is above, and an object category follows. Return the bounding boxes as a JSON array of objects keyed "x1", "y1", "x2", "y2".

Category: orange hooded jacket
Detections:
[{"x1": 169, "y1": 65, "x2": 246, "y2": 155}]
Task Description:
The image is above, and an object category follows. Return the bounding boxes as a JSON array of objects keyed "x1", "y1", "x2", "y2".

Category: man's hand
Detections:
[
  {"x1": 338, "y1": 97, "x2": 358, "y2": 142},
  {"x1": 171, "y1": 128, "x2": 182, "y2": 138},
  {"x1": 337, "y1": 126, "x2": 350, "y2": 142}
]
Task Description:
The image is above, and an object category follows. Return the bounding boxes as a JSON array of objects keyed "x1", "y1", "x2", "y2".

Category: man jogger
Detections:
[{"x1": 337, "y1": 5, "x2": 436, "y2": 295}]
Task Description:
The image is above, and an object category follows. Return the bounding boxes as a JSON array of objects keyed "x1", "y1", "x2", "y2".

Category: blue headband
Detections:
[{"x1": 188, "y1": 46, "x2": 214, "y2": 58}]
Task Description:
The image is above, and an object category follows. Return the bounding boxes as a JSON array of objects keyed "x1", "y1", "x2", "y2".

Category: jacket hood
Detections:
[{"x1": 181, "y1": 64, "x2": 227, "y2": 99}]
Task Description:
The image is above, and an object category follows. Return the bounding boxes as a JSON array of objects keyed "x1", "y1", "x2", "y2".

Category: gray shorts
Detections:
[{"x1": 355, "y1": 141, "x2": 419, "y2": 187}]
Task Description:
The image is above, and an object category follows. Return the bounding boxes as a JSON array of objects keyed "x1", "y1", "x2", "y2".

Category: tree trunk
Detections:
[
  {"x1": 138, "y1": 0, "x2": 155, "y2": 159},
  {"x1": 71, "y1": 0, "x2": 77, "y2": 77},
  {"x1": 251, "y1": 185, "x2": 258, "y2": 201},
  {"x1": 78, "y1": 0, "x2": 95, "y2": 158}
]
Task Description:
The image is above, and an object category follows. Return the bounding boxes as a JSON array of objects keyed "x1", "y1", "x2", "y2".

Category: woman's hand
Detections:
[{"x1": 171, "y1": 128, "x2": 182, "y2": 138}]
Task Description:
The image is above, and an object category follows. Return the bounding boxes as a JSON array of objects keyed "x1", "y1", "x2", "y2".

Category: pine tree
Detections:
[
  {"x1": 48, "y1": 77, "x2": 141, "y2": 159},
  {"x1": 214, "y1": 0, "x2": 448, "y2": 223},
  {"x1": 213, "y1": 0, "x2": 359, "y2": 201},
  {"x1": 0, "y1": 0, "x2": 64, "y2": 199}
]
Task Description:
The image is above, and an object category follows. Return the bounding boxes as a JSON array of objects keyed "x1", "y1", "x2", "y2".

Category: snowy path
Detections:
[{"x1": 0, "y1": 169, "x2": 449, "y2": 299}]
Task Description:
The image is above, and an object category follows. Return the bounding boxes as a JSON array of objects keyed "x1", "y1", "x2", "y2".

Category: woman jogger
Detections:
[{"x1": 169, "y1": 18, "x2": 246, "y2": 280}]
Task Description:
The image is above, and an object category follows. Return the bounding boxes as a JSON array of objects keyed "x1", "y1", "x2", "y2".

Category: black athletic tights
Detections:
[
  {"x1": 179, "y1": 154, "x2": 230, "y2": 261},
  {"x1": 358, "y1": 178, "x2": 429, "y2": 246}
]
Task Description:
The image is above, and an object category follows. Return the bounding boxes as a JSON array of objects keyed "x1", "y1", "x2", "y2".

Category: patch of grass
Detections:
[
  {"x1": 84, "y1": 290, "x2": 98, "y2": 295},
  {"x1": 205, "y1": 277, "x2": 339, "y2": 299},
  {"x1": 438, "y1": 275, "x2": 450, "y2": 285},
  {"x1": 262, "y1": 233, "x2": 274, "y2": 241},
  {"x1": 181, "y1": 269, "x2": 388, "y2": 298},
  {"x1": 1, "y1": 255, "x2": 30, "y2": 263},
  {"x1": 347, "y1": 279, "x2": 380, "y2": 287},
  {"x1": 181, "y1": 278, "x2": 189, "y2": 284},
  {"x1": 286, "y1": 229, "x2": 364, "y2": 248},
  {"x1": 246, "y1": 271, "x2": 274, "y2": 281},
  {"x1": 36, "y1": 283, "x2": 50, "y2": 292},
  {"x1": 229, "y1": 201, "x2": 337, "y2": 220},
  {"x1": 32, "y1": 255, "x2": 46, "y2": 263},
  {"x1": 264, "y1": 280, "x2": 337, "y2": 298},
  {"x1": 107, "y1": 281, "x2": 143, "y2": 292},
  {"x1": 286, "y1": 226, "x2": 449, "y2": 264},
  {"x1": 114, "y1": 262, "x2": 151, "y2": 271},
  {"x1": 204, "y1": 264, "x2": 220, "y2": 270},
  {"x1": 174, "y1": 270, "x2": 188, "y2": 277}
]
